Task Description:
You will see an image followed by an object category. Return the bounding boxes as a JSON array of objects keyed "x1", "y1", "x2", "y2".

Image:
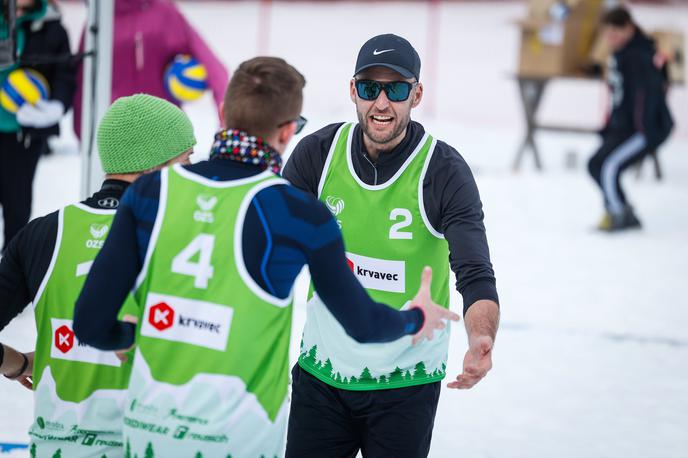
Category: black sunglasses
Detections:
[
  {"x1": 278, "y1": 115, "x2": 308, "y2": 134},
  {"x1": 355, "y1": 80, "x2": 418, "y2": 102}
]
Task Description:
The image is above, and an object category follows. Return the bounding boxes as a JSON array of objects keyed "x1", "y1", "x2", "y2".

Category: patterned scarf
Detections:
[{"x1": 209, "y1": 129, "x2": 283, "y2": 175}]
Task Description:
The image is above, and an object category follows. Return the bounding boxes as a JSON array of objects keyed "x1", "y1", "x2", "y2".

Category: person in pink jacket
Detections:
[{"x1": 73, "y1": 0, "x2": 229, "y2": 137}]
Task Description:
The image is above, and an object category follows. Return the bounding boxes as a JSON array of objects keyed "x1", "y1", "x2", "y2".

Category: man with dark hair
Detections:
[
  {"x1": 284, "y1": 34, "x2": 500, "y2": 457},
  {"x1": 74, "y1": 56, "x2": 457, "y2": 457},
  {"x1": 588, "y1": 6, "x2": 674, "y2": 231}
]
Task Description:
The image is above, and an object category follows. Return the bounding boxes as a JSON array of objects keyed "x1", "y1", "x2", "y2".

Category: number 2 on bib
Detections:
[
  {"x1": 171, "y1": 234, "x2": 215, "y2": 288},
  {"x1": 389, "y1": 208, "x2": 413, "y2": 240}
]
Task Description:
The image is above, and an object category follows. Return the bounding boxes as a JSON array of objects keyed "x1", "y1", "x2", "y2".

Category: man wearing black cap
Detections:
[{"x1": 284, "y1": 34, "x2": 501, "y2": 457}]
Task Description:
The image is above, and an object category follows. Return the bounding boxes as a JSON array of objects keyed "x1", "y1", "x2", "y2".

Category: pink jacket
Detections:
[{"x1": 73, "y1": 0, "x2": 229, "y2": 137}]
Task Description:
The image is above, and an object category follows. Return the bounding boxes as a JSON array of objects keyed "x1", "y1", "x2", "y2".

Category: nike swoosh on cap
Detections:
[{"x1": 373, "y1": 48, "x2": 395, "y2": 56}]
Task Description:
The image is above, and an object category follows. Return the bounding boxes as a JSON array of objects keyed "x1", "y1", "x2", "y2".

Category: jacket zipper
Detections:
[{"x1": 363, "y1": 154, "x2": 378, "y2": 185}]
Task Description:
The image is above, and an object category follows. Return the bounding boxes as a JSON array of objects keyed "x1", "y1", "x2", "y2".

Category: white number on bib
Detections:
[
  {"x1": 75, "y1": 261, "x2": 94, "y2": 277},
  {"x1": 171, "y1": 234, "x2": 215, "y2": 289},
  {"x1": 389, "y1": 208, "x2": 413, "y2": 240}
]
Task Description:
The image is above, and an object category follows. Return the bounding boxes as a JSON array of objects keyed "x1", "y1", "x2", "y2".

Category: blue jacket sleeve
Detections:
[
  {"x1": 288, "y1": 189, "x2": 424, "y2": 342},
  {"x1": 73, "y1": 186, "x2": 142, "y2": 350}
]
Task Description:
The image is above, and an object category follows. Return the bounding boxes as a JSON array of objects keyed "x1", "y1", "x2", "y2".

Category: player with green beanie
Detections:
[
  {"x1": 0, "y1": 93, "x2": 195, "y2": 458},
  {"x1": 97, "y1": 93, "x2": 196, "y2": 174}
]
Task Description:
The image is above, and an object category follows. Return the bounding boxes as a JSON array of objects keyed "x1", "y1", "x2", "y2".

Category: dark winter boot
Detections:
[{"x1": 597, "y1": 206, "x2": 642, "y2": 232}]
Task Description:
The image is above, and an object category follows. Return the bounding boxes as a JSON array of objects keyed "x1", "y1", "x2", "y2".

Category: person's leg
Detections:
[
  {"x1": 588, "y1": 145, "x2": 607, "y2": 189},
  {"x1": 588, "y1": 134, "x2": 627, "y2": 196},
  {"x1": 355, "y1": 382, "x2": 441, "y2": 458},
  {"x1": 613, "y1": 145, "x2": 653, "y2": 210},
  {"x1": 286, "y1": 365, "x2": 361, "y2": 458},
  {"x1": 0, "y1": 133, "x2": 7, "y2": 247},
  {"x1": 599, "y1": 132, "x2": 647, "y2": 216},
  {"x1": 0, "y1": 132, "x2": 43, "y2": 248}
]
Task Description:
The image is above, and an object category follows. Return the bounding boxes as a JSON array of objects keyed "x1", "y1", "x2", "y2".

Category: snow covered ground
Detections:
[{"x1": 2, "y1": 1, "x2": 687, "y2": 457}]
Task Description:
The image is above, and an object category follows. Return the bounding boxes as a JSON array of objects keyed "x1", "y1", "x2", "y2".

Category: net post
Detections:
[{"x1": 80, "y1": 0, "x2": 114, "y2": 199}]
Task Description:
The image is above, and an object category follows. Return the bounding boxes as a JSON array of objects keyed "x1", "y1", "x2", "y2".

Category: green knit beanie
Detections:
[{"x1": 97, "y1": 94, "x2": 196, "y2": 174}]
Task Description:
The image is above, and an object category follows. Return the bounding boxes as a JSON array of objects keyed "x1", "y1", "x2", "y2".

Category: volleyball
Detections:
[
  {"x1": 164, "y1": 54, "x2": 208, "y2": 103},
  {"x1": 0, "y1": 68, "x2": 50, "y2": 114}
]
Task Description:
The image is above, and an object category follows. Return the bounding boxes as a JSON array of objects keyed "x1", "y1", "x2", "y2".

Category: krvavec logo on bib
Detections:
[
  {"x1": 86, "y1": 223, "x2": 109, "y2": 249},
  {"x1": 50, "y1": 319, "x2": 121, "y2": 367},
  {"x1": 346, "y1": 252, "x2": 406, "y2": 293},
  {"x1": 194, "y1": 194, "x2": 218, "y2": 223},
  {"x1": 141, "y1": 293, "x2": 233, "y2": 351}
]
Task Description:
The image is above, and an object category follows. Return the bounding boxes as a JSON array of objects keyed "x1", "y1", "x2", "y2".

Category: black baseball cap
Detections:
[{"x1": 354, "y1": 34, "x2": 421, "y2": 81}]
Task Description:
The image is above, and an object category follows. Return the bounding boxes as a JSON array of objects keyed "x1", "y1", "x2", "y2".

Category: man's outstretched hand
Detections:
[
  {"x1": 411, "y1": 267, "x2": 460, "y2": 345},
  {"x1": 447, "y1": 299, "x2": 499, "y2": 389},
  {"x1": 447, "y1": 334, "x2": 494, "y2": 389}
]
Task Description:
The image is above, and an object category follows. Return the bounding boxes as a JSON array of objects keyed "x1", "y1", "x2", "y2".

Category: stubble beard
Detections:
[{"x1": 357, "y1": 108, "x2": 410, "y2": 148}]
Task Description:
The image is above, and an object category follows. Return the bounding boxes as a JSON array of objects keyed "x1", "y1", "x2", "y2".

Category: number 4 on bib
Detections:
[{"x1": 171, "y1": 234, "x2": 215, "y2": 289}]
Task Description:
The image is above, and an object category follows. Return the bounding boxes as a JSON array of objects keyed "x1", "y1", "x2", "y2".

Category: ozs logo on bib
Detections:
[
  {"x1": 346, "y1": 252, "x2": 405, "y2": 293},
  {"x1": 86, "y1": 223, "x2": 109, "y2": 249},
  {"x1": 50, "y1": 319, "x2": 121, "y2": 366},
  {"x1": 194, "y1": 194, "x2": 218, "y2": 223},
  {"x1": 141, "y1": 293, "x2": 233, "y2": 351}
]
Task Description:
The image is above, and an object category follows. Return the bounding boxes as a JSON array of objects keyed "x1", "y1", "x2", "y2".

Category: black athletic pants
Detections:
[
  {"x1": 286, "y1": 364, "x2": 441, "y2": 458},
  {"x1": 587, "y1": 131, "x2": 652, "y2": 215},
  {"x1": 0, "y1": 131, "x2": 45, "y2": 249}
]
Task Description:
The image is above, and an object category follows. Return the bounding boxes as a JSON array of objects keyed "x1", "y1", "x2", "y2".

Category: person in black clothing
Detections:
[
  {"x1": 0, "y1": 0, "x2": 75, "y2": 248},
  {"x1": 283, "y1": 34, "x2": 500, "y2": 457},
  {"x1": 588, "y1": 6, "x2": 674, "y2": 232}
]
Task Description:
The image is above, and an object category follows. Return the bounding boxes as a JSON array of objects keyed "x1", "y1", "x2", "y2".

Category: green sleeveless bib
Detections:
[
  {"x1": 127, "y1": 164, "x2": 291, "y2": 458},
  {"x1": 299, "y1": 123, "x2": 452, "y2": 390},
  {"x1": 30, "y1": 203, "x2": 136, "y2": 457}
]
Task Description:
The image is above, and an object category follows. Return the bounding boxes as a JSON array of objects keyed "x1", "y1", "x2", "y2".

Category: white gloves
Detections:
[{"x1": 16, "y1": 99, "x2": 65, "y2": 128}]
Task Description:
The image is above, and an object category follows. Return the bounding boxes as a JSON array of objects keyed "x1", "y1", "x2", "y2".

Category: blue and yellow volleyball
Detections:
[
  {"x1": 164, "y1": 55, "x2": 208, "y2": 103},
  {"x1": 0, "y1": 68, "x2": 50, "y2": 114}
]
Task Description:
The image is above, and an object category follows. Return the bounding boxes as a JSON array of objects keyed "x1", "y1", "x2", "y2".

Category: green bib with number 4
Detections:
[
  {"x1": 129, "y1": 164, "x2": 291, "y2": 458},
  {"x1": 299, "y1": 122, "x2": 452, "y2": 390}
]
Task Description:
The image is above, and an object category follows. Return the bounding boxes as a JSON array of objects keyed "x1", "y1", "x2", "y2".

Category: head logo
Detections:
[
  {"x1": 196, "y1": 194, "x2": 218, "y2": 212},
  {"x1": 325, "y1": 196, "x2": 345, "y2": 216},
  {"x1": 98, "y1": 197, "x2": 119, "y2": 209},
  {"x1": 149, "y1": 302, "x2": 174, "y2": 331},
  {"x1": 346, "y1": 258, "x2": 355, "y2": 272},
  {"x1": 89, "y1": 223, "x2": 109, "y2": 239},
  {"x1": 55, "y1": 325, "x2": 75, "y2": 354}
]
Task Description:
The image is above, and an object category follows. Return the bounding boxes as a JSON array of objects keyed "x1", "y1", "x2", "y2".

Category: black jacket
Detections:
[
  {"x1": 17, "y1": 6, "x2": 76, "y2": 138},
  {"x1": 283, "y1": 121, "x2": 499, "y2": 313},
  {"x1": 605, "y1": 29, "x2": 674, "y2": 148}
]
